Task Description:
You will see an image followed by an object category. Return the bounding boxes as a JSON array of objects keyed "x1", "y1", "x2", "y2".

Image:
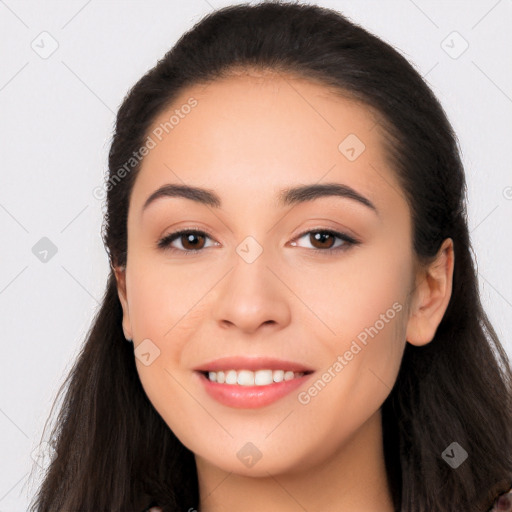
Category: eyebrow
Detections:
[{"x1": 142, "y1": 182, "x2": 378, "y2": 214}]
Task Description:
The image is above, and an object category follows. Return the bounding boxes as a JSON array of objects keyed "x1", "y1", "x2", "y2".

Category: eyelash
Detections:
[{"x1": 157, "y1": 227, "x2": 360, "y2": 256}]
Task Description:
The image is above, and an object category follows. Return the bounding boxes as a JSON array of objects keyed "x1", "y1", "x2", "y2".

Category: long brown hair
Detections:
[{"x1": 29, "y1": 2, "x2": 512, "y2": 510}]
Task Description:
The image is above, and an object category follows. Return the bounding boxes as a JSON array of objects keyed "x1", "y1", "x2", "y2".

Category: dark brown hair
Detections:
[{"x1": 29, "y1": 2, "x2": 512, "y2": 511}]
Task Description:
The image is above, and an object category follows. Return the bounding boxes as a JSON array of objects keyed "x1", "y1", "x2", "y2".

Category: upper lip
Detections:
[{"x1": 193, "y1": 356, "x2": 314, "y2": 373}]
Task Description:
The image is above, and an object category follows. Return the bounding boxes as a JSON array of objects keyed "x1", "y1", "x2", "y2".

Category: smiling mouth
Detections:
[{"x1": 198, "y1": 369, "x2": 314, "y2": 386}]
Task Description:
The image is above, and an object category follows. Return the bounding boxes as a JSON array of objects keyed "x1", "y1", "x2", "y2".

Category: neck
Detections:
[{"x1": 195, "y1": 409, "x2": 395, "y2": 512}]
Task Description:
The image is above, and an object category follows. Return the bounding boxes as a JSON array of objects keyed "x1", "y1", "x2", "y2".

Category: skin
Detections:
[{"x1": 114, "y1": 71, "x2": 454, "y2": 512}]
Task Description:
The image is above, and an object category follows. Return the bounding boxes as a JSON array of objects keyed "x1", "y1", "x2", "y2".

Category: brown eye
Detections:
[
  {"x1": 179, "y1": 232, "x2": 206, "y2": 250},
  {"x1": 158, "y1": 228, "x2": 358, "y2": 255},
  {"x1": 309, "y1": 231, "x2": 337, "y2": 250},
  {"x1": 291, "y1": 229, "x2": 358, "y2": 254},
  {"x1": 157, "y1": 229, "x2": 215, "y2": 253}
]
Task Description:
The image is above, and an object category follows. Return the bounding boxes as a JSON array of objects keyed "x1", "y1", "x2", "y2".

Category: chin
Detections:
[{"x1": 196, "y1": 446, "x2": 303, "y2": 477}]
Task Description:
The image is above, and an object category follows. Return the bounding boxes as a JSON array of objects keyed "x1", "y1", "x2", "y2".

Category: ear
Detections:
[
  {"x1": 113, "y1": 264, "x2": 133, "y2": 341},
  {"x1": 405, "y1": 238, "x2": 455, "y2": 346}
]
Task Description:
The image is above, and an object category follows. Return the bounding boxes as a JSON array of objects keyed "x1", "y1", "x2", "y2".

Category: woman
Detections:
[{"x1": 29, "y1": 2, "x2": 512, "y2": 511}]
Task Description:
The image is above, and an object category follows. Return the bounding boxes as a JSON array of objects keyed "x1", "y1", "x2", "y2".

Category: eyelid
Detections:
[
  {"x1": 289, "y1": 227, "x2": 360, "y2": 252},
  {"x1": 157, "y1": 225, "x2": 360, "y2": 255},
  {"x1": 157, "y1": 227, "x2": 218, "y2": 252},
  {"x1": 292, "y1": 224, "x2": 359, "y2": 241}
]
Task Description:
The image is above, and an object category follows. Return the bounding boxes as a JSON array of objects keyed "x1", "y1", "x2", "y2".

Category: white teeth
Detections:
[
  {"x1": 225, "y1": 370, "x2": 237, "y2": 385},
  {"x1": 237, "y1": 370, "x2": 254, "y2": 386},
  {"x1": 273, "y1": 370, "x2": 284, "y2": 382},
  {"x1": 205, "y1": 369, "x2": 306, "y2": 386},
  {"x1": 254, "y1": 369, "x2": 273, "y2": 385}
]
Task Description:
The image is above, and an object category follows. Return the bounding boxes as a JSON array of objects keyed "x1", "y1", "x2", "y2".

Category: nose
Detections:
[{"x1": 212, "y1": 250, "x2": 292, "y2": 335}]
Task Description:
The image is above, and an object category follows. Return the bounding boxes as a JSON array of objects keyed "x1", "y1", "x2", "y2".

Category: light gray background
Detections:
[{"x1": 1, "y1": 1, "x2": 511, "y2": 510}]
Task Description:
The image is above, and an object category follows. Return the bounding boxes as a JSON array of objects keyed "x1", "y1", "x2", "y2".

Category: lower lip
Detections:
[{"x1": 195, "y1": 371, "x2": 313, "y2": 409}]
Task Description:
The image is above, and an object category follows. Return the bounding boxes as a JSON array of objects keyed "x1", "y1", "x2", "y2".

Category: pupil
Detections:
[
  {"x1": 185, "y1": 233, "x2": 203, "y2": 249},
  {"x1": 313, "y1": 232, "x2": 333, "y2": 248}
]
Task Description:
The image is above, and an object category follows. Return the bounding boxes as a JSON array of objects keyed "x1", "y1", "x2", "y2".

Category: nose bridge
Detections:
[{"x1": 212, "y1": 235, "x2": 291, "y2": 332}]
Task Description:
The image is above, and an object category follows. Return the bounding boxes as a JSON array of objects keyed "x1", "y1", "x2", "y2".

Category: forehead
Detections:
[{"x1": 130, "y1": 72, "x2": 404, "y2": 216}]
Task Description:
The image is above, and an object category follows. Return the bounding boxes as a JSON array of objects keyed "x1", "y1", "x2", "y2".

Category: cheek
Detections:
[
  {"x1": 289, "y1": 245, "x2": 412, "y2": 344},
  {"x1": 126, "y1": 258, "x2": 215, "y2": 400},
  {"x1": 298, "y1": 296, "x2": 407, "y2": 445},
  {"x1": 126, "y1": 254, "x2": 213, "y2": 340},
  {"x1": 308, "y1": 246, "x2": 411, "y2": 400}
]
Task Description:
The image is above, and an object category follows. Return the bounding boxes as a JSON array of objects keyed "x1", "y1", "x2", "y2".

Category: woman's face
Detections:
[{"x1": 116, "y1": 72, "x2": 419, "y2": 476}]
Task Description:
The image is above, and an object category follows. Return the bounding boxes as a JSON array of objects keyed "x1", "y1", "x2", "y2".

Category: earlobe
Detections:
[
  {"x1": 113, "y1": 265, "x2": 133, "y2": 341},
  {"x1": 405, "y1": 238, "x2": 455, "y2": 347}
]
